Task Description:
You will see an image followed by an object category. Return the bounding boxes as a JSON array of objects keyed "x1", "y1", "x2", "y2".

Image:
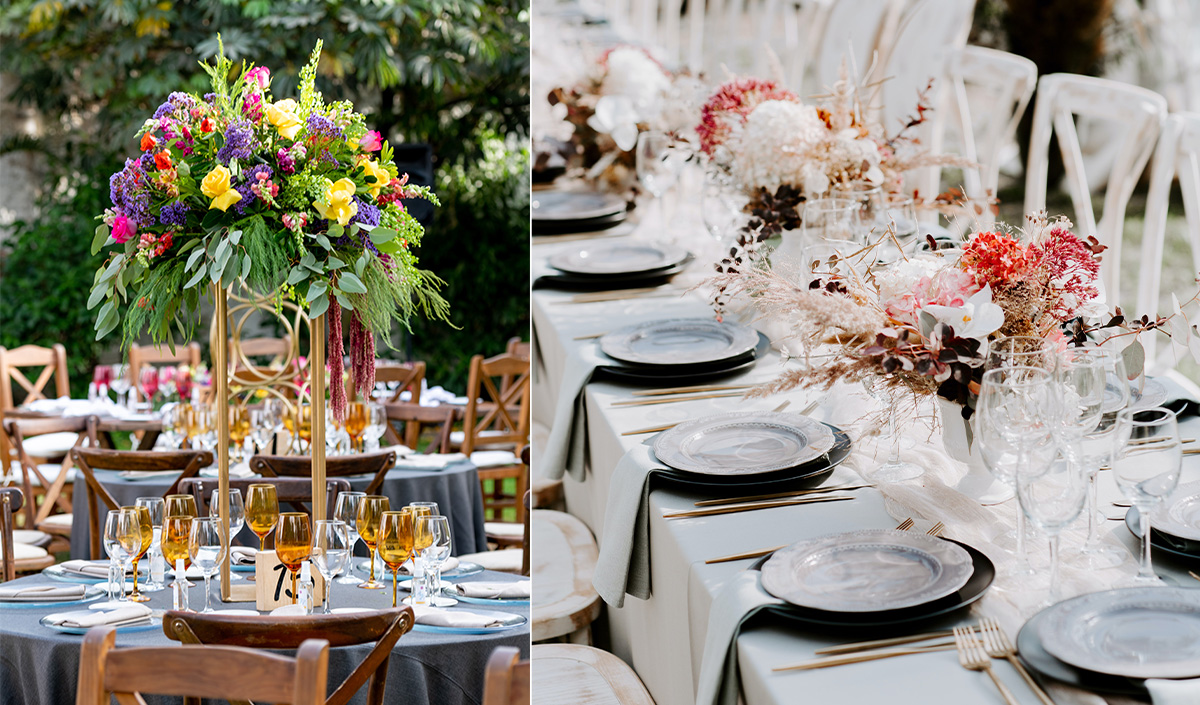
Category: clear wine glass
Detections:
[
  {"x1": 1017, "y1": 440, "x2": 1087, "y2": 606},
  {"x1": 135, "y1": 497, "x2": 166, "y2": 592},
  {"x1": 250, "y1": 408, "x2": 273, "y2": 454},
  {"x1": 418, "y1": 515, "x2": 453, "y2": 600},
  {"x1": 1073, "y1": 349, "x2": 1131, "y2": 569},
  {"x1": 363, "y1": 402, "x2": 388, "y2": 451},
  {"x1": 635, "y1": 130, "x2": 684, "y2": 241},
  {"x1": 209, "y1": 488, "x2": 245, "y2": 544},
  {"x1": 861, "y1": 375, "x2": 922, "y2": 482},
  {"x1": 1113, "y1": 407, "x2": 1182, "y2": 586},
  {"x1": 986, "y1": 336, "x2": 1056, "y2": 371},
  {"x1": 312, "y1": 519, "x2": 351, "y2": 613},
  {"x1": 334, "y1": 491, "x2": 367, "y2": 584},
  {"x1": 188, "y1": 517, "x2": 226, "y2": 613},
  {"x1": 103, "y1": 509, "x2": 137, "y2": 602},
  {"x1": 110, "y1": 364, "x2": 131, "y2": 409},
  {"x1": 701, "y1": 168, "x2": 742, "y2": 243}
]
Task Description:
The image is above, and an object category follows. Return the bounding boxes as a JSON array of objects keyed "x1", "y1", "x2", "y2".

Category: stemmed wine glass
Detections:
[
  {"x1": 246, "y1": 484, "x2": 280, "y2": 552},
  {"x1": 418, "y1": 515, "x2": 453, "y2": 602},
  {"x1": 188, "y1": 517, "x2": 226, "y2": 613},
  {"x1": 378, "y1": 509, "x2": 413, "y2": 608},
  {"x1": 334, "y1": 491, "x2": 367, "y2": 584},
  {"x1": 861, "y1": 375, "x2": 923, "y2": 482},
  {"x1": 363, "y1": 403, "x2": 387, "y2": 451},
  {"x1": 209, "y1": 488, "x2": 245, "y2": 546},
  {"x1": 263, "y1": 398, "x2": 288, "y2": 452},
  {"x1": 1073, "y1": 349, "x2": 1131, "y2": 568},
  {"x1": 635, "y1": 130, "x2": 684, "y2": 241},
  {"x1": 346, "y1": 401, "x2": 368, "y2": 453},
  {"x1": 356, "y1": 495, "x2": 390, "y2": 590},
  {"x1": 228, "y1": 405, "x2": 252, "y2": 463},
  {"x1": 701, "y1": 168, "x2": 742, "y2": 243},
  {"x1": 1113, "y1": 407, "x2": 1183, "y2": 586},
  {"x1": 138, "y1": 366, "x2": 159, "y2": 407},
  {"x1": 110, "y1": 364, "x2": 131, "y2": 409},
  {"x1": 312, "y1": 520, "x2": 350, "y2": 613},
  {"x1": 986, "y1": 336, "x2": 1056, "y2": 371},
  {"x1": 102, "y1": 509, "x2": 139, "y2": 602},
  {"x1": 122, "y1": 505, "x2": 154, "y2": 602},
  {"x1": 275, "y1": 513, "x2": 312, "y2": 605},
  {"x1": 162, "y1": 514, "x2": 193, "y2": 599},
  {"x1": 250, "y1": 408, "x2": 273, "y2": 455},
  {"x1": 134, "y1": 496, "x2": 166, "y2": 592},
  {"x1": 1017, "y1": 441, "x2": 1087, "y2": 606}
]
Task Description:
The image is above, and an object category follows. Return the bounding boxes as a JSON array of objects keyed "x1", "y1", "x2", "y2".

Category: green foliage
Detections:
[
  {"x1": 398, "y1": 131, "x2": 530, "y2": 389},
  {"x1": 0, "y1": 176, "x2": 108, "y2": 397}
]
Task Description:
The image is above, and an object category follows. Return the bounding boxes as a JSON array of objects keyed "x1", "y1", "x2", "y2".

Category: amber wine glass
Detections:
[
  {"x1": 345, "y1": 402, "x2": 368, "y2": 453},
  {"x1": 165, "y1": 494, "x2": 197, "y2": 520},
  {"x1": 121, "y1": 505, "x2": 154, "y2": 602},
  {"x1": 228, "y1": 405, "x2": 252, "y2": 460},
  {"x1": 162, "y1": 514, "x2": 193, "y2": 592},
  {"x1": 246, "y1": 483, "x2": 280, "y2": 552},
  {"x1": 378, "y1": 510, "x2": 413, "y2": 608},
  {"x1": 276, "y1": 513, "x2": 312, "y2": 605},
  {"x1": 356, "y1": 495, "x2": 390, "y2": 589}
]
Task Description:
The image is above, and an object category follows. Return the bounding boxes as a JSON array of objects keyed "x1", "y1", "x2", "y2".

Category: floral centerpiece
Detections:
[{"x1": 88, "y1": 40, "x2": 450, "y2": 421}]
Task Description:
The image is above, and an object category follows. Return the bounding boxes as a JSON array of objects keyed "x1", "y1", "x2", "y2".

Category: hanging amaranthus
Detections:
[
  {"x1": 348, "y1": 312, "x2": 375, "y2": 400},
  {"x1": 328, "y1": 303, "x2": 346, "y2": 422}
]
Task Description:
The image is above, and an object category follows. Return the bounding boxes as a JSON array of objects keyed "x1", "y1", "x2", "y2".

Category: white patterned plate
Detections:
[
  {"x1": 1151, "y1": 481, "x2": 1200, "y2": 541},
  {"x1": 1038, "y1": 588, "x2": 1200, "y2": 679},
  {"x1": 761, "y1": 529, "x2": 973, "y2": 612},
  {"x1": 531, "y1": 191, "x2": 626, "y2": 221},
  {"x1": 600, "y1": 319, "x2": 759, "y2": 367},
  {"x1": 654, "y1": 411, "x2": 835, "y2": 475},
  {"x1": 548, "y1": 243, "x2": 688, "y2": 276}
]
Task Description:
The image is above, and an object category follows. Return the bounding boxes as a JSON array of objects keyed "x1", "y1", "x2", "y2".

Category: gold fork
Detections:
[
  {"x1": 978, "y1": 618, "x2": 1055, "y2": 705},
  {"x1": 926, "y1": 521, "x2": 945, "y2": 537},
  {"x1": 895, "y1": 517, "x2": 914, "y2": 532},
  {"x1": 954, "y1": 626, "x2": 1019, "y2": 705}
]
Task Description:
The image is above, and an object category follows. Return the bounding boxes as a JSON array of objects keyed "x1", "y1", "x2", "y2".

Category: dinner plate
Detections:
[
  {"x1": 356, "y1": 560, "x2": 484, "y2": 579},
  {"x1": 1016, "y1": 608, "x2": 1148, "y2": 697},
  {"x1": 442, "y1": 587, "x2": 530, "y2": 606},
  {"x1": 39, "y1": 612, "x2": 161, "y2": 635},
  {"x1": 0, "y1": 584, "x2": 106, "y2": 609},
  {"x1": 1038, "y1": 587, "x2": 1200, "y2": 679},
  {"x1": 532, "y1": 211, "x2": 628, "y2": 235},
  {"x1": 532, "y1": 191, "x2": 627, "y2": 222},
  {"x1": 656, "y1": 425, "x2": 851, "y2": 488},
  {"x1": 601, "y1": 319, "x2": 759, "y2": 367},
  {"x1": 761, "y1": 529, "x2": 974, "y2": 612},
  {"x1": 654, "y1": 411, "x2": 835, "y2": 476},
  {"x1": 1130, "y1": 378, "x2": 1168, "y2": 411},
  {"x1": 534, "y1": 260, "x2": 691, "y2": 291},
  {"x1": 1125, "y1": 506, "x2": 1200, "y2": 561},
  {"x1": 756, "y1": 538, "x2": 994, "y2": 628},
  {"x1": 596, "y1": 333, "x2": 766, "y2": 385},
  {"x1": 1151, "y1": 481, "x2": 1200, "y2": 542},
  {"x1": 411, "y1": 609, "x2": 528, "y2": 635},
  {"x1": 43, "y1": 563, "x2": 145, "y2": 584},
  {"x1": 548, "y1": 243, "x2": 689, "y2": 277}
]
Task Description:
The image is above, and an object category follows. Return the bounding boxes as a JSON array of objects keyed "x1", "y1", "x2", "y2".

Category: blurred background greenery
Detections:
[{"x1": 0, "y1": 0, "x2": 530, "y2": 394}]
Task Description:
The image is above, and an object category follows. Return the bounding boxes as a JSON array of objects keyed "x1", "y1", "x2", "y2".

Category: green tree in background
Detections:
[{"x1": 0, "y1": 0, "x2": 530, "y2": 392}]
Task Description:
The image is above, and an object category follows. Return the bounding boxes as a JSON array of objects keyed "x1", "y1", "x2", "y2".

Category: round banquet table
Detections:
[
  {"x1": 0, "y1": 569, "x2": 529, "y2": 705},
  {"x1": 69, "y1": 458, "x2": 488, "y2": 559}
]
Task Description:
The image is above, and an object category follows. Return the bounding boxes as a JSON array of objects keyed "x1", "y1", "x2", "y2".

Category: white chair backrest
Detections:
[
  {"x1": 803, "y1": 0, "x2": 903, "y2": 96},
  {"x1": 1024, "y1": 73, "x2": 1168, "y2": 308},
  {"x1": 875, "y1": 0, "x2": 974, "y2": 131},
  {"x1": 683, "y1": 0, "x2": 810, "y2": 81},
  {"x1": 1138, "y1": 113, "x2": 1200, "y2": 372}
]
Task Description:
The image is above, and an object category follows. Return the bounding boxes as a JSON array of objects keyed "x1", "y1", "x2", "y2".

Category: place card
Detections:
[{"x1": 254, "y1": 550, "x2": 325, "y2": 612}]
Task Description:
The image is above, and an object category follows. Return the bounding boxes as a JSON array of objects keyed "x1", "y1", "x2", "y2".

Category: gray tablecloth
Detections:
[
  {"x1": 0, "y1": 569, "x2": 529, "y2": 705},
  {"x1": 70, "y1": 460, "x2": 488, "y2": 559}
]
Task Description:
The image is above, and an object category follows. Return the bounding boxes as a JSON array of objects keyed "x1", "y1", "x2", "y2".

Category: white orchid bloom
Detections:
[
  {"x1": 921, "y1": 285, "x2": 1005, "y2": 341},
  {"x1": 588, "y1": 95, "x2": 641, "y2": 151}
]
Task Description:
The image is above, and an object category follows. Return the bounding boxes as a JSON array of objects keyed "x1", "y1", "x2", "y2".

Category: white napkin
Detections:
[
  {"x1": 118, "y1": 470, "x2": 181, "y2": 480},
  {"x1": 399, "y1": 556, "x2": 459, "y2": 575},
  {"x1": 230, "y1": 547, "x2": 257, "y2": 566},
  {"x1": 592, "y1": 443, "x2": 668, "y2": 607},
  {"x1": 23, "y1": 397, "x2": 134, "y2": 419},
  {"x1": 60, "y1": 560, "x2": 113, "y2": 578},
  {"x1": 1147, "y1": 679, "x2": 1200, "y2": 705},
  {"x1": 397, "y1": 453, "x2": 467, "y2": 470},
  {"x1": 454, "y1": 580, "x2": 531, "y2": 599},
  {"x1": 0, "y1": 584, "x2": 87, "y2": 602},
  {"x1": 470, "y1": 450, "x2": 519, "y2": 468},
  {"x1": 411, "y1": 605, "x2": 504, "y2": 629},
  {"x1": 694, "y1": 571, "x2": 784, "y2": 705},
  {"x1": 44, "y1": 603, "x2": 152, "y2": 628},
  {"x1": 199, "y1": 462, "x2": 255, "y2": 478},
  {"x1": 539, "y1": 342, "x2": 608, "y2": 481}
]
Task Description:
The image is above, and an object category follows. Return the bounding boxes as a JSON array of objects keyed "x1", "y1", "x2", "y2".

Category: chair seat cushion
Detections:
[
  {"x1": 38, "y1": 513, "x2": 73, "y2": 531},
  {"x1": 0, "y1": 541, "x2": 48, "y2": 560},
  {"x1": 4, "y1": 463, "x2": 76, "y2": 486},
  {"x1": 484, "y1": 521, "x2": 524, "y2": 537},
  {"x1": 12, "y1": 530, "x2": 50, "y2": 546},
  {"x1": 471, "y1": 450, "x2": 519, "y2": 468},
  {"x1": 458, "y1": 549, "x2": 523, "y2": 574},
  {"x1": 19, "y1": 432, "x2": 80, "y2": 458}
]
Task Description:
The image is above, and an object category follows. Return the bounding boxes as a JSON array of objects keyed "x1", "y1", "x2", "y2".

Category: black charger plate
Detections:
[
  {"x1": 1016, "y1": 609, "x2": 1148, "y2": 697},
  {"x1": 747, "y1": 538, "x2": 995, "y2": 628},
  {"x1": 532, "y1": 211, "x2": 628, "y2": 235},
  {"x1": 1125, "y1": 507, "x2": 1200, "y2": 561},
  {"x1": 656, "y1": 425, "x2": 851, "y2": 489},
  {"x1": 533, "y1": 257, "x2": 692, "y2": 291},
  {"x1": 596, "y1": 332, "x2": 768, "y2": 385}
]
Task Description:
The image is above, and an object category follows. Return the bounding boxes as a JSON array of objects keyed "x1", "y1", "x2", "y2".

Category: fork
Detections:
[
  {"x1": 926, "y1": 521, "x2": 945, "y2": 537},
  {"x1": 954, "y1": 626, "x2": 1019, "y2": 705},
  {"x1": 978, "y1": 618, "x2": 1055, "y2": 705},
  {"x1": 895, "y1": 517, "x2": 914, "y2": 532}
]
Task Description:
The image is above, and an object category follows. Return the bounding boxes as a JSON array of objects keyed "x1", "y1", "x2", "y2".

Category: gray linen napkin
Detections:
[
  {"x1": 592, "y1": 443, "x2": 670, "y2": 607},
  {"x1": 1157, "y1": 376, "x2": 1200, "y2": 417},
  {"x1": 539, "y1": 342, "x2": 609, "y2": 481},
  {"x1": 694, "y1": 570, "x2": 784, "y2": 705}
]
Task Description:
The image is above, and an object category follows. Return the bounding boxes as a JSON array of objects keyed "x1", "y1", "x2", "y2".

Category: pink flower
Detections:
[
  {"x1": 359, "y1": 131, "x2": 383, "y2": 151},
  {"x1": 111, "y1": 216, "x2": 137, "y2": 243},
  {"x1": 246, "y1": 66, "x2": 271, "y2": 90}
]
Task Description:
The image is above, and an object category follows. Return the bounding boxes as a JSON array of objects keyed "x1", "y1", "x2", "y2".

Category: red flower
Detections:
[
  {"x1": 200, "y1": 117, "x2": 214, "y2": 133},
  {"x1": 696, "y1": 78, "x2": 800, "y2": 156},
  {"x1": 154, "y1": 150, "x2": 172, "y2": 171},
  {"x1": 140, "y1": 133, "x2": 157, "y2": 151},
  {"x1": 959, "y1": 231, "x2": 1038, "y2": 288}
]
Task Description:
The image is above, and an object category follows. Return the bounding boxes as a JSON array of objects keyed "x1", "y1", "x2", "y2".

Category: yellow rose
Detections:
[
  {"x1": 313, "y1": 178, "x2": 359, "y2": 226},
  {"x1": 359, "y1": 159, "x2": 390, "y2": 197},
  {"x1": 266, "y1": 98, "x2": 303, "y2": 141},
  {"x1": 200, "y1": 165, "x2": 242, "y2": 212}
]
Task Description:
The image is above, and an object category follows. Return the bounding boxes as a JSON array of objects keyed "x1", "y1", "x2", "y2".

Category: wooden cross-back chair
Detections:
[
  {"x1": 503, "y1": 338, "x2": 531, "y2": 397},
  {"x1": 128, "y1": 341, "x2": 202, "y2": 403},
  {"x1": 3, "y1": 415, "x2": 93, "y2": 541},
  {"x1": 249, "y1": 449, "x2": 397, "y2": 496},
  {"x1": 179, "y1": 477, "x2": 351, "y2": 526},
  {"x1": 79, "y1": 626, "x2": 330, "y2": 705},
  {"x1": 373, "y1": 361, "x2": 426, "y2": 406},
  {"x1": 0, "y1": 488, "x2": 53, "y2": 582},
  {"x1": 461, "y1": 352, "x2": 530, "y2": 522},
  {"x1": 0, "y1": 344, "x2": 70, "y2": 464},
  {"x1": 163, "y1": 607, "x2": 414, "y2": 705},
  {"x1": 382, "y1": 403, "x2": 455, "y2": 452},
  {"x1": 1024, "y1": 73, "x2": 1168, "y2": 309},
  {"x1": 483, "y1": 646, "x2": 530, "y2": 705},
  {"x1": 72, "y1": 446, "x2": 213, "y2": 559}
]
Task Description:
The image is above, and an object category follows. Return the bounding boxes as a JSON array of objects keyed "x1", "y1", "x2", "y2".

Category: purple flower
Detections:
[
  {"x1": 152, "y1": 92, "x2": 197, "y2": 120},
  {"x1": 138, "y1": 152, "x2": 155, "y2": 171},
  {"x1": 217, "y1": 120, "x2": 258, "y2": 164},
  {"x1": 233, "y1": 165, "x2": 274, "y2": 214},
  {"x1": 109, "y1": 158, "x2": 152, "y2": 228},
  {"x1": 276, "y1": 147, "x2": 296, "y2": 175},
  {"x1": 204, "y1": 93, "x2": 217, "y2": 104},
  {"x1": 305, "y1": 114, "x2": 343, "y2": 141},
  {"x1": 349, "y1": 197, "x2": 380, "y2": 227},
  {"x1": 159, "y1": 201, "x2": 190, "y2": 226}
]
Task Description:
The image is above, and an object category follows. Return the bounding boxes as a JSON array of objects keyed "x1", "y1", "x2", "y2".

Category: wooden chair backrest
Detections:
[
  {"x1": 462, "y1": 353, "x2": 530, "y2": 455},
  {"x1": 129, "y1": 342, "x2": 202, "y2": 402},
  {"x1": 3, "y1": 415, "x2": 93, "y2": 526},
  {"x1": 1, "y1": 487, "x2": 23, "y2": 582},
  {"x1": 1025, "y1": 73, "x2": 1168, "y2": 308},
  {"x1": 502, "y1": 339, "x2": 531, "y2": 397},
  {"x1": 373, "y1": 362, "x2": 425, "y2": 405},
  {"x1": 0, "y1": 344, "x2": 70, "y2": 463},
  {"x1": 72, "y1": 446, "x2": 213, "y2": 559},
  {"x1": 383, "y1": 403, "x2": 455, "y2": 453},
  {"x1": 78, "y1": 626, "x2": 329, "y2": 705},
  {"x1": 162, "y1": 607, "x2": 414, "y2": 705},
  {"x1": 249, "y1": 450, "x2": 397, "y2": 496},
  {"x1": 483, "y1": 646, "x2": 530, "y2": 705},
  {"x1": 179, "y1": 477, "x2": 350, "y2": 521},
  {"x1": 1139, "y1": 111, "x2": 1200, "y2": 372}
]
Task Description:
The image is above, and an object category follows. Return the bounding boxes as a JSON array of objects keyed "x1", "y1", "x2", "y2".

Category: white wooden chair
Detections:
[
  {"x1": 1138, "y1": 112, "x2": 1200, "y2": 373},
  {"x1": 531, "y1": 509, "x2": 601, "y2": 644},
  {"x1": 531, "y1": 644, "x2": 656, "y2": 705},
  {"x1": 875, "y1": 0, "x2": 975, "y2": 129},
  {"x1": 801, "y1": 0, "x2": 905, "y2": 96},
  {"x1": 1024, "y1": 73, "x2": 1168, "y2": 309}
]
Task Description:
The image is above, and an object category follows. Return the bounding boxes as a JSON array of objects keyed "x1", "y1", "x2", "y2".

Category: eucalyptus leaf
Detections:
[
  {"x1": 355, "y1": 254, "x2": 367, "y2": 278},
  {"x1": 1122, "y1": 340, "x2": 1146, "y2": 381},
  {"x1": 327, "y1": 224, "x2": 344, "y2": 239},
  {"x1": 215, "y1": 239, "x2": 231, "y2": 267},
  {"x1": 308, "y1": 281, "x2": 328, "y2": 299},
  {"x1": 327, "y1": 256, "x2": 346, "y2": 269},
  {"x1": 87, "y1": 284, "x2": 109, "y2": 310},
  {"x1": 186, "y1": 247, "x2": 205, "y2": 272},
  {"x1": 230, "y1": 229, "x2": 243, "y2": 245},
  {"x1": 210, "y1": 257, "x2": 227, "y2": 284},
  {"x1": 240, "y1": 253, "x2": 252, "y2": 280},
  {"x1": 315, "y1": 233, "x2": 332, "y2": 250},
  {"x1": 286, "y1": 267, "x2": 309, "y2": 285},
  {"x1": 91, "y1": 224, "x2": 111, "y2": 255},
  {"x1": 338, "y1": 271, "x2": 367, "y2": 294},
  {"x1": 95, "y1": 301, "x2": 117, "y2": 338},
  {"x1": 206, "y1": 235, "x2": 221, "y2": 257},
  {"x1": 309, "y1": 293, "x2": 330, "y2": 319},
  {"x1": 335, "y1": 292, "x2": 354, "y2": 310},
  {"x1": 185, "y1": 263, "x2": 209, "y2": 288},
  {"x1": 220, "y1": 260, "x2": 238, "y2": 288},
  {"x1": 99, "y1": 254, "x2": 125, "y2": 282},
  {"x1": 369, "y1": 227, "x2": 397, "y2": 245}
]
